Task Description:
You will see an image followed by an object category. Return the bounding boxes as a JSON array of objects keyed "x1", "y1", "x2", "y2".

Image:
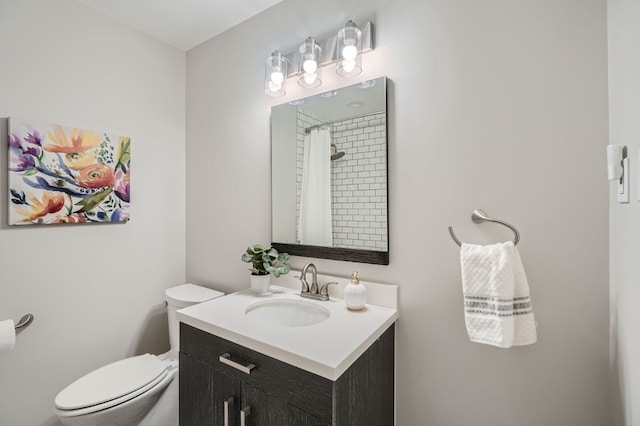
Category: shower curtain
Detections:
[{"x1": 298, "y1": 128, "x2": 333, "y2": 246}]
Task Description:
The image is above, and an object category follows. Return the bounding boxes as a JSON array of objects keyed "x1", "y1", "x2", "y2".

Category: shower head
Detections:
[{"x1": 331, "y1": 144, "x2": 346, "y2": 161}]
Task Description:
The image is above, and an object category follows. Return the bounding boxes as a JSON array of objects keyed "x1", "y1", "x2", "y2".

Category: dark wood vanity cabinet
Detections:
[{"x1": 179, "y1": 322, "x2": 395, "y2": 426}]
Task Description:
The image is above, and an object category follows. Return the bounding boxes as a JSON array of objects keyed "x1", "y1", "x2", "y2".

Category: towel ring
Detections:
[{"x1": 448, "y1": 209, "x2": 520, "y2": 247}]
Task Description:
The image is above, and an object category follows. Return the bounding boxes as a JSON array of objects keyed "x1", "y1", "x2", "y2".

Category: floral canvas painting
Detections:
[{"x1": 8, "y1": 117, "x2": 130, "y2": 225}]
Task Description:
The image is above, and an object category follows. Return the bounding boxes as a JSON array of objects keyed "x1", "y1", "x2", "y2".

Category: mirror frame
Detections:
[
  {"x1": 271, "y1": 242, "x2": 389, "y2": 264},
  {"x1": 271, "y1": 77, "x2": 389, "y2": 265}
]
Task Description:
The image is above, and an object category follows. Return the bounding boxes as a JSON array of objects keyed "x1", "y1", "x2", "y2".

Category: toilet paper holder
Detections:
[{"x1": 14, "y1": 313, "x2": 33, "y2": 330}]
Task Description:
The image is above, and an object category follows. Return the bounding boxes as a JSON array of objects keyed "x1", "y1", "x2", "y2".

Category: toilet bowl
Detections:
[{"x1": 54, "y1": 284, "x2": 223, "y2": 426}]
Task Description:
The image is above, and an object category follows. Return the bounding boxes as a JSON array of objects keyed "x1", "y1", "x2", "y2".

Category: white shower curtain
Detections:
[{"x1": 298, "y1": 128, "x2": 333, "y2": 246}]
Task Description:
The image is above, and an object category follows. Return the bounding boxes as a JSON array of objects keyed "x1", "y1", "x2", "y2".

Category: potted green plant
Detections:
[{"x1": 241, "y1": 244, "x2": 290, "y2": 293}]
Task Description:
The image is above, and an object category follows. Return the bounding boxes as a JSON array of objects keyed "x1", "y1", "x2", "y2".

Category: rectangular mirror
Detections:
[{"x1": 271, "y1": 76, "x2": 388, "y2": 265}]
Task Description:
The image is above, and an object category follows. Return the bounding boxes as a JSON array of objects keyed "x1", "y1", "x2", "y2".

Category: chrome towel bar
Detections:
[{"x1": 448, "y1": 209, "x2": 520, "y2": 247}]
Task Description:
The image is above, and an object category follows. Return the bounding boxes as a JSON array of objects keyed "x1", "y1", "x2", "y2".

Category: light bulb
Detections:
[
  {"x1": 270, "y1": 69, "x2": 284, "y2": 85},
  {"x1": 342, "y1": 60, "x2": 356, "y2": 73},
  {"x1": 303, "y1": 73, "x2": 317, "y2": 85},
  {"x1": 268, "y1": 80, "x2": 282, "y2": 92},
  {"x1": 303, "y1": 59, "x2": 317, "y2": 74},
  {"x1": 342, "y1": 44, "x2": 358, "y2": 61}
]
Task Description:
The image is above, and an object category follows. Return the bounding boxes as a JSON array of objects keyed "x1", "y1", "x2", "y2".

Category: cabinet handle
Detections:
[
  {"x1": 240, "y1": 406, "x2": 251, "y2": 426},
  {"x1": 223, "y1": 397, "x2": 234, "y2": 426},
  {"x1": 219, "y1": 353, "x2": 255, "y2": 374}
]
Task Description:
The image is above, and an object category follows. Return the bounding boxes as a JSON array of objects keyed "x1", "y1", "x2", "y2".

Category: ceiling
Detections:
[{"x1": 75, "y1": 0, "x2": 283, "y2": 51}]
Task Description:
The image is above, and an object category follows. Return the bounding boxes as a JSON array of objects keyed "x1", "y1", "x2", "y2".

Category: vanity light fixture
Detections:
[
  {"x1": 298, "y1": 37, "x2": 322, "y2": 88},
  {"x1": 336, "y1": 20, "x2": 362, "y2": 77},
  {"x1": 265, "y1": 50, "x2": 289, "y2": 97},
  {"x1": 263, "y1": 21, "x2": 373, "y2": 96}
]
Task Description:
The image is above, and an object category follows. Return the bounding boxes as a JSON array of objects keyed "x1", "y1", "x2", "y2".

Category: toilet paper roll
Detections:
[{"x1": 0, "y1": 319, "x2": 16, "y2": 352}]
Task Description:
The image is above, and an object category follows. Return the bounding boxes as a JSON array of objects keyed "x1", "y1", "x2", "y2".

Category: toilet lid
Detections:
[
  {"x1": 55, "y1": 354, "x2": 170, "y2": 410},
  {"x1": 165, "y1": 283, "x2": 224, "y2": 308}
]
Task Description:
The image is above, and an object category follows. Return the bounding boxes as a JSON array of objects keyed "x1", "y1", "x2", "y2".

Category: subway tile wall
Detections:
[{"x1": 296, "y1": 110, "x2": 388, "y2": 250}]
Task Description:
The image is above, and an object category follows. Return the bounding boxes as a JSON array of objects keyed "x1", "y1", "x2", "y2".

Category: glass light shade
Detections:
[
  {"x1": 336, "y1": 21, "x2": 362, "y2": 77},
  {"x1": 265, "y1": 50, "x2": 289, "y2": 97},
  {"x1": 297, "y1": 37, "x2": 322, "y2": 88}
]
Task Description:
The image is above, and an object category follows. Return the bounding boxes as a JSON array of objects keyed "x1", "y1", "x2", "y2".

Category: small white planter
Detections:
[{"x1": 250, "y1": 274, "x2": 271, "y2": 294}]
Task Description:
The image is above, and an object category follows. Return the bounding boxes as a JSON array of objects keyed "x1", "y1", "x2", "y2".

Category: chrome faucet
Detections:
[
  {"x1": 299, "y1": 263, "x2": 337, "y2": 301},
  {"x1": 300, "y1": 262, "x2": 317, "y2": 293}
]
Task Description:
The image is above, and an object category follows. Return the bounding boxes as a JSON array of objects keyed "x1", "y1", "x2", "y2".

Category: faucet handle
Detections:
[{"x1": 320, "y1": 282, "x2": 338, "y2": 297}]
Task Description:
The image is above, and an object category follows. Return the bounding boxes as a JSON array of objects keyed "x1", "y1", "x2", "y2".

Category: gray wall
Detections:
[
  {"x1": 608, "y1": 0, "x2": 640, "y2": 424},
  {"x1": 186, "y1": 0, "x2": 610, "y2": 425},
  {"x1": 0, "y1": 1, "x2": 186, "y2": 424}
]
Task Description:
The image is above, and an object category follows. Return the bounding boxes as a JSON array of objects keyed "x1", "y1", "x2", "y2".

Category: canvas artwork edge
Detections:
[{"x1": 8, "y1": 117, "x2": 131, "y2": 225}]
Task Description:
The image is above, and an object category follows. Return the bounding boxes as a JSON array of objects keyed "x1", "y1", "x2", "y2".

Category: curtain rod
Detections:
[{"x1": 304, "y1": 110, "x2": 386, "y2": 134}]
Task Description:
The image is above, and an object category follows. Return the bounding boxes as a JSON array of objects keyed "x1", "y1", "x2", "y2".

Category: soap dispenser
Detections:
[{"x1": 344, "y1": 271, "x2": 367, "y2": 311}]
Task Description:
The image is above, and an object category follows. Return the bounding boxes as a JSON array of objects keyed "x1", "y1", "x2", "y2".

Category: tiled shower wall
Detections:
[
  {"x1": 296, "y1": 110, "x2": 388, "y2": 250},
  {"x1": 330, "y1": 112, "x2": 387, "y2": 250}
]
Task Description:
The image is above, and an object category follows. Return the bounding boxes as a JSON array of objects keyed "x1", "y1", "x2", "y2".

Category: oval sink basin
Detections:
[{"x1": 245, "y1": 299, "x2": 330, "y2": 328}]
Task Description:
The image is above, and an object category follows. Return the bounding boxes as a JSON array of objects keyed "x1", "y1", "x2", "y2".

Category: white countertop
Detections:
[{"x1": 177, "y1": 283, "x2": 398, "y2": 381}]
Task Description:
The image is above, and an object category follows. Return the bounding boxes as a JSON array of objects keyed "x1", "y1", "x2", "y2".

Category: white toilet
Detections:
[{"x1": 54, "y1": 283, "x2": 223, "y2": 426}]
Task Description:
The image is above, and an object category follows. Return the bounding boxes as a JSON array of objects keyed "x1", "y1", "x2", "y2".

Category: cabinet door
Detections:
[
  {"x1": 181, "y1": 324, "x2": 333, "y2": 422},
  {"x1": 240, "y1": 384, "x2": 330, "y2": 426},
  {"x1": 180, "y1": 352, "x2": 241, "y2": 426},
  {"x1": 299, "y1": 412, "x2": 331, "y2": 426}
]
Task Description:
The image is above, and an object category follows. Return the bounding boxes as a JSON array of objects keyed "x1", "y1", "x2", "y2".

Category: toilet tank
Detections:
[{"x1": 164, "y1": 284, "x2": 224, "y2": 354}]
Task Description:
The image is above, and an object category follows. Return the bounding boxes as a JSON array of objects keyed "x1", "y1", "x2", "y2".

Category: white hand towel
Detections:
[
  {"x1": 0, "y1": 319, "x2": 16, "y2": 352},
  {"x1": 460, "y1": 241, "x2": 536, "y2": 348},
  {"x1": 511, "y1": 248, "x2": 537, "y2": 346}
]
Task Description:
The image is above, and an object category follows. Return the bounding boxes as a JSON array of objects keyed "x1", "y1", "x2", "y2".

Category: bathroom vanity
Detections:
[
  {"x1": 177, "y1": 281, "x2": 398, "y2": 426},
  {"x1": 180, "y1": 323, "x2": 394, "y2": 425}
]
